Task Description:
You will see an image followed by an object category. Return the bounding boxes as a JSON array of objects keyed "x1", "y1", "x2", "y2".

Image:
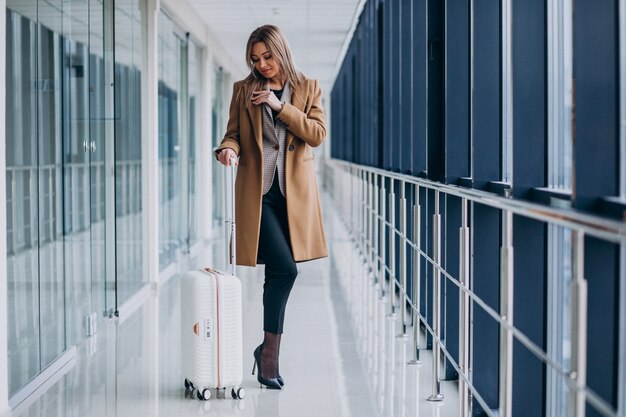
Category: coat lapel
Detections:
[
  {"x1": 286, "y1": 81, "x2": 307, "y2": 148},
  {"x1": 246, "y1": 100, "x2": 263, "y2": 151}
]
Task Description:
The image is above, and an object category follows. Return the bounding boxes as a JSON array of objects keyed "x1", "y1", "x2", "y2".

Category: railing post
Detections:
[
  {"x1": 367, "y1": 171, "x2": 373, "y2": 270},
  {"x1": 353, "y1": 168, "x2": 359, "y2": 245},
  {"x1": 617, "y1": 239, "x2": 626, "y2": 417},
  {"x1": 355, "y1": 168, "x2": 359, "y2": 239},
  {"x1": 48, "y1": 171, "x2": 54, "y2": 242},
  {"x1": 345, "y1": 168, "x2": 349, "y2": 226},
  {"x1": 360, "y1": 169, "x2": 366, "y2": 257},
  {"x1": 11, "y1": 174, "x2": 17, "y2": 255},
  {"x1": 380, "y1": 178, "x2": 387, "y2": 300},
  {"x1": 346, "y1": 168, "x2": 350, "y2": 232},
  {"x1": 350, "y1": 167, "x2": 354, "y2": 236},
  {"x1": 366, "y1": 171, "x2": 372, "y2": 272},
  {"x1": 373, "y1": 174, "x2": 380, "y2": 287},
  {"x1": 428, "y1": 190, "x2": 444, "y2": 401},
  {"x1": 398, "y1": 180, "x2": 408, "y2": 337},
  {"x1": 499, "y1": 208, "x2": 514, "y2": 417},
  {"x1": 340, "y1": 167, "x2": 344, "y2": 224},
  {"x1": 339, "y1": 167, "x2": 343, "y2": 222},
  {"x1": 350, "y1": 168, "x2": 360, "y2": 237},
  {"x1": 337, "y1": 165, "x2": 341, "y2": 208},
  {"x1": 459, "y1": 198, "x2": 471, "y2": 417},
  {"x1": 409, "y1": 184, "x2": 422, "y2": 365},
  {"x1": 355, "y1": 169, "x2": 360, "y2": 251},
  {"x1": 29, "y1": 168, "x2": 36, "y2": 248},
  {"x1": 569, "y1": 230, "x2": 587, "y2": 417},
  {"x1": 388, "y1": 179, "x2": 397, "y2": 317}
]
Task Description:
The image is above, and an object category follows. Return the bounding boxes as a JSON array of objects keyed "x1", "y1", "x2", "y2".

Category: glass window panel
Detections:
[
  {"x1": 211, "y1": 67, "x2": 226, "y2": 223},
  {"x1": 62, "y1": 1, "x2": 95, "y2": 349},
  {"x1": 82, "y1": 0, "x2": 109, "y2": 338},
  {"x1": 502, "y1": 0, "x2": 513, "y2": 183},
  {"x1": 158, "y1": 12, "x2": 183, "y2": 269},
  {"x1": 547, "y1": 0, "x2": 573, "y2": 190},
  {"x1": 37, "y1": 18, "x2": 66, "y2": 370},
  {"x1": 187, "y1": 40, "x2": 202, "y2": 246},
  {"x1": 5, "y1": 6, "x2": 41, "y2": 395},
  {"x1": 546, "y1": 225, "x2": 573, "y2": 416},
  {"x1": 115, "y1": 0, "x2": 144, "y2": 304}
]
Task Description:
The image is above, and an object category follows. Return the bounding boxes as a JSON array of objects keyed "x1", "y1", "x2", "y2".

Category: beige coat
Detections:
[{"x1": 216, "y1": 77, "x2": 328, "y2": 267}]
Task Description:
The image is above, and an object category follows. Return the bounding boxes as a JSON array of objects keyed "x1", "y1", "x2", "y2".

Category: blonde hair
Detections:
[{"x1": 239, "y1": 25, "x2": 304, "y2": 102}]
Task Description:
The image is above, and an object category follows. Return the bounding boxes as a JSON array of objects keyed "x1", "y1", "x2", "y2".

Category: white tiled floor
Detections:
[{"x1": 12, "y1": 191, "x2": 459, "y2": 417}]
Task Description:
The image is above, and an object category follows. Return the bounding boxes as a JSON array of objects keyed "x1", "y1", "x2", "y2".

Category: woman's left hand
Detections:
[{"x1": 252, "y1": 90, "x2": 283, "y2": 112}]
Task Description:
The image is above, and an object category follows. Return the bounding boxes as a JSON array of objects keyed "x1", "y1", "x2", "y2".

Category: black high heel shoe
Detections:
[{"x1": 252, "y1": 345, "x2": 282, "y2": 390}]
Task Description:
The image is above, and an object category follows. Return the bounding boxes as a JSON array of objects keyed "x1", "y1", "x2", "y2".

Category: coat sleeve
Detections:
[
  {"x1": 276, "y1": 79, "x2": 327, "y2": 148},
  {"x1": 214, "y1": 82, "x2": 242, "y2": 158}
]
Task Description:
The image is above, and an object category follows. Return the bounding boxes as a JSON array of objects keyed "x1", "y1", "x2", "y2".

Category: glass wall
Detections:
[
  {"x1": 114, "y1": 0, "x2": 144, "y2": 305},
  {"x1": 5, "y1": 0, "x2": 112, "y2": 395},
  {"x1": 5, "y1": 0, "x2": 205, "y2": 400},
  {"x1": 158, "y1": 13, "x2": 184, "y2": 269},
  {"x1": 187, "y1": 40, "x2": 202, "y2": 246},
  {"x1": 211, "y1": 66, "x2": 227, "y2": 223},
  {"x1": 6, "y1": 5, "x2": 41, "y2": 394},
  {"x1": 158, "y1": 12, "x2": 203, "y2": 267}
]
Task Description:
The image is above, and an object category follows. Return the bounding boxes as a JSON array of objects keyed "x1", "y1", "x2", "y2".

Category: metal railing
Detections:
[{"x1": 322, "y1": 158, "x2": 626, "y2": 417}]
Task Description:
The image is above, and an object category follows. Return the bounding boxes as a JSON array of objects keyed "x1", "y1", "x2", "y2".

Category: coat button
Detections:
[
  {"x1": 288, "y1": 144, "x2": 295, "y2": 151},
  {"x1": 274, "y1": 144, "x2": 279, "y2": 150}
]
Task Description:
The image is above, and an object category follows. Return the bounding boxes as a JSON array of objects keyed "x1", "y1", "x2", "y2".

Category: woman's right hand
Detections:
[{"x1": 216, "y1": 148, "x2": 238, "y2": 166}]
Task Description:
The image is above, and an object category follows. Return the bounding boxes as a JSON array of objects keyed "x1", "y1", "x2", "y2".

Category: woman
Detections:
[{"x1": 214, "y1": 24, "x2": 328, "y2": 390}]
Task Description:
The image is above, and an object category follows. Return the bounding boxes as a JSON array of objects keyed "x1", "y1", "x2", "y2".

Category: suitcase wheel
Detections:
[
  {"x1": 197, "y1": 388, "x2": 211, "y2": 401},
  {"x1": 184, "y1": 378, "x2": 194, "y2": 390},
  {"x1": 232, "y1": 387, "x2": 245, "y2": 400}
]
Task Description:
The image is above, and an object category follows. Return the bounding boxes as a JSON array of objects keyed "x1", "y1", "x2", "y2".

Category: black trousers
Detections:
[{"x1": 257, "y1": 173, "x2": 298, "y2": 334}]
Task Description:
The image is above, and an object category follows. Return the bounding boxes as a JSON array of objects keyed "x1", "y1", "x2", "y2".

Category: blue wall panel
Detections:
[
  {"x1": 512, "y1": 0, "x2": 546, "y2": 198},
  {"x1": 400, "y1": 0, "x2": 413, "y2": 173},
  {"x1": 472, "y1": 0, "x2": 501, "y2": 186},
  {"x1": 573, "y1": 0, "x2": 619, "y2": 211},
  {"x1": 512, "y1": 216, "x2": 546, "y2": 417},
  {"x1": 426, "y1": 0, "x2": 445, "y2": 182},
  {"x1": 445, "y1": 0, "x2": 470, "y2": 183},
  {"x1": 412, "y1": 0, "x2": 427, "y2": 175},
  {"x1": 585, "y1": 238, "x2": 620, "y2": 417},
  {"x1": 390, "y1": 0, "x2": 401, "y2": 171},
  {"x1": 471, "y1": 204, "x2": 500, "y2": 415},
  {"x1": 443, "y1": 195, "x2": 461, "y2": 379}
]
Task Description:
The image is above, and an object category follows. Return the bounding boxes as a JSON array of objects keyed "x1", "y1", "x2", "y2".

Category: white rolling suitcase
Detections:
[{"x1": 181, "y1": 158, "x2": 245, "y2": 401}]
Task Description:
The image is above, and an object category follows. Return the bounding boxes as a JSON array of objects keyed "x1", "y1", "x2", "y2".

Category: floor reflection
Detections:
[{"x1": 12, "y1": 190, "x2": 460, "y2": 417}]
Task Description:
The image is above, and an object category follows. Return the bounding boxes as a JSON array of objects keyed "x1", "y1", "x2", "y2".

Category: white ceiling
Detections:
[{"x1": 187, "y1": 0, "x2": 363, "y2": 93}]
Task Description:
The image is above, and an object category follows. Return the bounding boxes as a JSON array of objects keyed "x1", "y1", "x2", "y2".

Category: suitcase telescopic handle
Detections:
[{"x1": 227, "y1": 156, "x2": 236, "y2": 276}]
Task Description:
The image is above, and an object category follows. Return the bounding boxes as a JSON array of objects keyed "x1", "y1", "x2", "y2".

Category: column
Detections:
[{"x1": 141, "y1": 0, "x2": 160, "y2": 284}]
